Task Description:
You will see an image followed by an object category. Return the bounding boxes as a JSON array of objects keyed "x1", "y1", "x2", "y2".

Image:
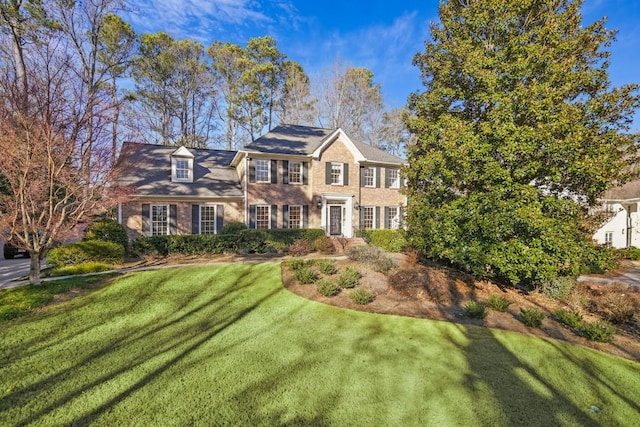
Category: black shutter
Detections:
[
  {"x1": 343, "y1": 163, "x2": 349, "y2": 185},
  {"x1": 249, "y1": 159, "x2": 256, "y2": 183},
  {"x1": 360, "y1": 166, "x2": 365, "y2": 187},
  {"x1": 375, "y1": 167, "x2": 381, "y2": 188},
  {"x1": 359, "y1": 208, "x2": 364, "y2": 229},
  {"x1": 271, "y1": 204, "x2": 277, "y2": 229},
  {"x1": 385, "y1": 168, "x2": 390, "y2": 188},
  {"x1": 216, "y1": 205, "x2": 224, "y2": 234},
  {"x1": 283, "y1": 160, "x2": 289, "y2": 184},
  {"x1": 249, "y1": 205, "x2": 256, "y2": 229},
  {"x1": 271, "y1": 160, "x2": 278, "y2": 184},
  {"x1": 303, "y1": 205, "x2": 309, "y2": 228},
  {"x1": 142, "y1": 204, "x2": 150, "y2": 236},
  {"x1": 169, "y1": 204, "x2": 177, "y2": 235},
  {"x1": 375, "y1": 206, "x2": 380, "y2": 229},
  {"x1": 325, "y1": 162, "x2": 332, "y2": 185},
  {"x1": 283, "y1": 205, "x2": 290, "y2": 229},
  {"x1": 302, "y1": 162, "x2": 308, "y2": 185},
  {"x1": 192, "y1": 205, "x2": 200, "y2": 234},
  {"x1": 384, "y1": 207, "x2": 390, "y2": 230}
]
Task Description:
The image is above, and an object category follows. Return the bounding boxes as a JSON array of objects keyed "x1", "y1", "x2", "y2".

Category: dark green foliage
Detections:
[
  {"x1": 284, "y1": 258, "x2": 307, "y2": 272},
  {"x1": 349, "y1": 288, "x2": 374, "y2": 305},
  {"x1": 540, "y1": 277, "x2": 576, "y2": 300},
  {"x1": 294, "y1": 267, "x2": 317, "y2": 285},
  {"x1": 316, "y1": 259, "x2": 337, "y2": 275},
  {"x1": 519, "y1": 308, "x2": 546, "y2": 328},
  {"x1": 288, "y1": 239, "x2": 313, "y2": 256},
  {"x1": 614, "y1": 247, "x2": 640, "y2": 261},
  {"x1": 47, "y1": 241, "x2": 125, "y2": 268},
  {"x1": 220, "y1": 221, "x2": 248, "y2": 234},
  {"x1": 465, "y1": 300, "x2": 488, "y2": 319},
  {"x1": 580, "y1": 245, "x2": 617, "y2": 274},
  {"x1": 405, "y1": 0, "x2": 640, "y2": 287},
  {"x1": 131, "y1": 229, "x2": 326, "y2": 257},
  {"x1": 579, "y1": 321, "x2": 616, "y2": 342},
  {"x1": 486, "y1": 294, "x2": 512, "y2": 312},
  {"x1": 555, "y1": 309, "x2": 584, "y2": 330},
  {"x1": 357, "y1": 229, "x2": 407, "y2": 253},
  {"x1": 84, "y1": 219, "x2": 128, "y2": 248},
  {"x1": 337, "y1": 266, "x2": 361, "y2": 289},
  {"x1": 316, "y1": 278, "x2": 340, "y2": 297}
]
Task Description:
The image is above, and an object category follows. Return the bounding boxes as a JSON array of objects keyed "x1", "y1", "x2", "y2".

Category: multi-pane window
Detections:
[
  {"x1": 331, "y1": 162, "x2": 343, "y2": 185},
  {"x1": 200, "y1": 205, "x2": 217, "y2": 234},
  {"x1": 176, "y1": 159, "x2": 190, "y2": 180},
  {"x1": 388, "y1": 169, "x2": 400, "y2": 188},
  {"x1": 256, "y1": 205, "x2": 270, "y2": 229},
  {"x1": 256, "y1": 159, "x2": 269, "y2": 182},
  {"x1": 289, "y1": 162, "x2": 302, "y2": 184},
  {"x1": 605, "y1": 231, "x2": 613, "y2": 247},
  {"x1": 364, "y1": 167, "x2": 375, "y2": 187},
  {"x1": 386, "y1": 207, "x2": 400, "y2": 229},
  {"x1": 289, "y1": 205, "x2": 302, "y2": 229},
  {"x1": 362, "y1": 206, "x2": 374, "y2": 229},
  {"x1": 151, "y1": 205, "x2": 168, "y2": 236}
]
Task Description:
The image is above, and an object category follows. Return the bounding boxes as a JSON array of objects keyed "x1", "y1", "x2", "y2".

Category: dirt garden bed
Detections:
[{"x1": 282, "y1": 252, "x2": 640, "y2": 362}]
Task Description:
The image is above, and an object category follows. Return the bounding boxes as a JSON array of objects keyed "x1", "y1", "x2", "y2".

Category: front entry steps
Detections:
[{"x1": 330, "y1": 236, "x2": 366, "y2": 254}]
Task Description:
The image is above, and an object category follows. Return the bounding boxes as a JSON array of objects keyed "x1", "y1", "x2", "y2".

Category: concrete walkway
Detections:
[{"x1": 578, "y1": 267, "x2": 640, "y2": 290}]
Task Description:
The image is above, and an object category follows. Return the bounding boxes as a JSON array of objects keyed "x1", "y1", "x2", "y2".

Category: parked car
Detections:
[{"x1": 3, "y1": 237, "x2": 30, "y2": 259}]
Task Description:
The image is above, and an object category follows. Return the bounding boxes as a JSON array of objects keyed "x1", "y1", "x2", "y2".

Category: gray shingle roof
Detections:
[
  {"x1": 603, "y1": 180, "x2": 640, "y2": 201},
  {"x1": 245, "y1": 124, "x2": 405, "y2": 165},
  {"x1": 116, "y1": 142, "x2": 243, "y2": 198}
]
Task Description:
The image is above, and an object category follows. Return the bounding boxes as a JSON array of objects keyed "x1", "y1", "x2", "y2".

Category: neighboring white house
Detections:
[{"x1": 593, "y1": 180, "x2": 640, "y2": 248}]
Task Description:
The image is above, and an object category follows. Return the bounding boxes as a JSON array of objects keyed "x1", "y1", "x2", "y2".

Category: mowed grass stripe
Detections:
[{"x1": 0, "y1": 263, "x2": 638, "y2": 426}]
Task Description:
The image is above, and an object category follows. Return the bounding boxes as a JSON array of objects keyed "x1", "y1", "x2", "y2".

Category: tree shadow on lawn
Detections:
[
  {"x1": 1, "y1": 265, "x2": 282, "y2": 426},
  {"x1": 460, "y1": 324, "x2": 631, "y2": 426}
]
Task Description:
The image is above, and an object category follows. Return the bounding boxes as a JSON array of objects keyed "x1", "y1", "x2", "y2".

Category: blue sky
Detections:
[{"x1": 123, "y1": 0, "x2": 640, "y2": 130}]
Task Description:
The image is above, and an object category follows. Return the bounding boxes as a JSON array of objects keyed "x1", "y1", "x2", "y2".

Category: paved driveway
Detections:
[{"x1": 0, "y1": 240, "x2": 33, "y2": 289}]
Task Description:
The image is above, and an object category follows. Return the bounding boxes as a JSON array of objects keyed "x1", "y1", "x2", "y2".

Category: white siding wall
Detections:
[{"x1": 593, "y1": 202, "x2": 640, "y2": 248}]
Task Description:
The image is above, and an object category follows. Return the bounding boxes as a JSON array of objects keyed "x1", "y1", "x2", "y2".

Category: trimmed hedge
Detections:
[
  {"x1": 84, "y1": 218, "x2": 128, "y2": 248},
  {"x1": 47, "y1": 241, "x2": 125, "y2": 268},
  {"x1": 131, "y1": 229, "x2": 326, "y2": 257},
  {"x1": 357, "y1": 229, "x2": 407, "y2": 252}
]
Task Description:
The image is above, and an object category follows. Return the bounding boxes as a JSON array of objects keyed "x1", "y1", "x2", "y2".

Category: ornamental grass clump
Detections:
[
  {"x1": 486, "y1": 294, "x2": 512, "y2": 312},
  {"x1": 519, "y1": 308, "x2": 546, "y2": 328},
  {"x1": 579, "y1": 320, "x2": 616, "y2": 342},
  {"x1": 349, "y1": 288, "x2": 374, "y2": 305},
  {"x1": 316, "y1": 259, "x2": 337, "y2": 275},
  {"x1": 555, "y1": 309, "x2": 583, "y2": 330},
  {"x1": 294, "y1": 266, "x2": 317, "y2": 285},
  {"x1": 316, "y1": 278, "x2": 340, "y2": 297},
  {"x1": 337, "y1": 266, "x2": 361, "y2": 289},
  {"x1": 465, "y1": 300, "x2": 488, "y2": 319}
]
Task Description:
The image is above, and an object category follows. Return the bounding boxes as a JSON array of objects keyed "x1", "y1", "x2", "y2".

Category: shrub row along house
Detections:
[{"x1": 116, "y1": 125, "x2": 406, "y2": 241}]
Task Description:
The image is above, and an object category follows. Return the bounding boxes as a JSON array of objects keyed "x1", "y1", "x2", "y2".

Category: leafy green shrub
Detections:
[
  {"x1": 580, "y1": 244, "x2": 617, "y2": 274},
  {"x1": 486, "y1": 294, "x2": 512, "y2": 312},
  {"x1": 50, "y1": 262, "x2": 113, "y2": 277},
  {"x1": 316, "y1": 259, "x2": 337, "y2": 275},
  {"x1": 220, "y1": 221, "x2": 247, "y2": 234},
  {"x1": 337, "y1": 266, "x2": 361, "y2": 289},
  {"x1": 84, "y1": 218, "x2": 128, "y2": 249},
  {"x1": 267, "y1": 229, "x2": 325, "y2": 246},
  {"x1": 555, "y1": 309, "x2": 583, "y2": 329},
  {"x1": 614, "y1": 247, "x2": 640, "y2": 261},
  {"x1": 288, "y1": 239, "x2": 313, "y2": 256},
  {"x1": 579, "y1": 321, "x2": 615, "y2": 342},
  {"x1": 519, "y1": 308, "x2": 545, "y2": 327},
  {"x1": 465, "y1": 300, "x2": 488, "y2": 319},
  {"x1": 349, "y1": 288, "x2": 374, "y2": 304},
  {"x1": 358, "y1": 229, "x2": 407, "y2": 253},
  {"x1": 131, "y1": 236, "x2": 169, "y2": 257},
  {"x1": 47, "y1": 241, "x2": 124, "y2": 268},
  {"x1": 313, "y1": 236, "x2": 335, "y2": 254},
  {"x1": 540, "y1": 276, "x2": 575, "y2": 300},
  {"x1": 294, "y1": 267, "x2": 317, "y2": 284},
  {"x1": 316, "y1": 278, "x2": 340, "y2": 297}
]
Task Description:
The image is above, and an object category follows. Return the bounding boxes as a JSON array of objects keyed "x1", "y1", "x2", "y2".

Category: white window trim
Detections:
[
  {"x1": 255, "y1": 159, "x2": 270, "y2": 183},
  {"x1": 256, "y1": 204, "x2": 271, "y2": 229},
  {"x1": 388, "y1": 169, "x2": 400, "y2": 189},
  {"x1": 288, "y1": 161, "x2": 302, "y2": 184},
  {"x1": 364, "y1": 167, "x2": 376, "y2": 188},
  {"x1": 289, "y1": 205, "x2": 303, "y2": 229},
  {"x1": 200, "y1": 204, "x2": 217, "y2": 235},
  {"x1": 362, "y1": 206, "x2": 376, "y2": 229},
  {"x1": 387, "y1": 206, "x2": 400, "y2": 230},
  {"x1": 331, "y1": 162, "x2": 344, "y2": 186},
  {"x1": 151, "y1": 204, "x2": 169, "y2": 236},
  {"x1": 172, "y1": 157, "x2": 193, "y2": 183}
]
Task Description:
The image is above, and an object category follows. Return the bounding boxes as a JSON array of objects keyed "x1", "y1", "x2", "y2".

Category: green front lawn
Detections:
[{"x1": 0, "y1": 264, "x2": 638, "y2": 425}]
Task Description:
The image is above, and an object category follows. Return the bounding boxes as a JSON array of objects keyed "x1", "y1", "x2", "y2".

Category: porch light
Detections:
[
  {"x1": 354, "y1": 201, "x2": 360, "y2": 210},
  {"x1": 316, "y1": 198, "x2": 322, "y2": 209}
]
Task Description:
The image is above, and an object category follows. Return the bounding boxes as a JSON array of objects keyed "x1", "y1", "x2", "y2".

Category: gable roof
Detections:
[
  {"x1": 116, "y1": 142, "x2": 243, "y2": 198},
  {"x1": 242, "y1": 124, "x2": 405, "y2": 166},
  {"x1": 603, "y1": 180, "x2": 640, "y2": 202}
]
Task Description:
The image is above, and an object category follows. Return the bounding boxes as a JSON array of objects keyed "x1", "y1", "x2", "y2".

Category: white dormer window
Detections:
[{"x1": 171, "y1": 146, "x2": 194, "y2": 183}]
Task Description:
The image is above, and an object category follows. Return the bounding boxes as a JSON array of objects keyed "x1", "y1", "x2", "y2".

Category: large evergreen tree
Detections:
[{"x1": 405, "y1": 0, "x2": 640, "y2": 286}]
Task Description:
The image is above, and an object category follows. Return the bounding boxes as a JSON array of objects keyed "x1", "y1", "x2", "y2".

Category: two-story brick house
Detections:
[{"x1": 116, "y1": 124, "x2": 405, "y2": 241}]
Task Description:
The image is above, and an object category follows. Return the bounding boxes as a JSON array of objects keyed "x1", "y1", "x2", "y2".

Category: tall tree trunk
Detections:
[{"x1": 29, "y1": 252, "x2": 41, "y2": 286}]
